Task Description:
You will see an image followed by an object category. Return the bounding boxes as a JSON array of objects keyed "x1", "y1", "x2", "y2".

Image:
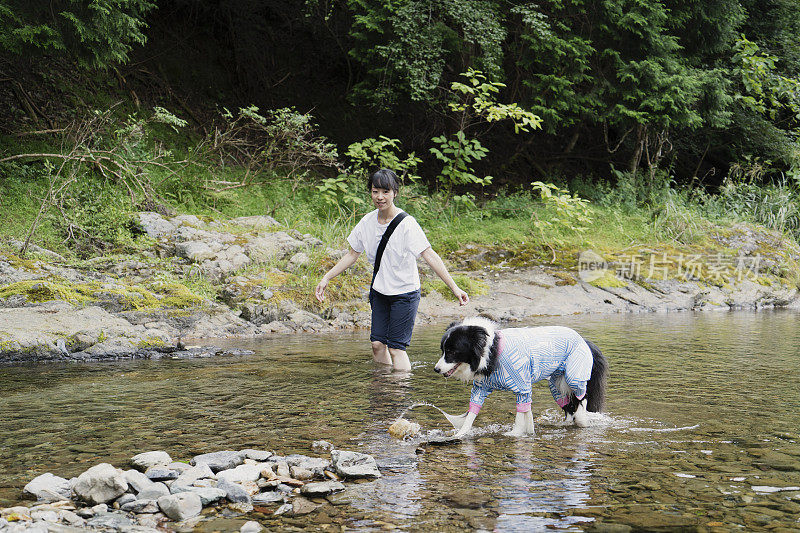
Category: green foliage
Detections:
[
  {"x1": 430, "y1": 131, "x2": 491, "y2": 187},
  {"x1": 316, "y1": 174, "x2": 367, "y2": 211},
  {"x1": 0, "y1": 0, "x2": 155, "y2": 67},
  {"x1": 200, "y1": 106, "x2": 340, "y2": 178},
  {"x1": 430, "y1": 69, "x2": 542, "y2": 189},
  {"x1": 530, "y1": 181, "x2": 592, "y2": 241},
  {"x1": 58, "y1": 174, "x2": 136, "y2": 252},
  {"x1": 347, "y1": 0, "x2": 506, "y2": 106},
  {"x1": 733, "y1": 37, "x2": 800, "y2": 125},
  {"x1": 345, "y1": 136, "x2": 422, "y2": 182},
  {"x1": 714, "y1": 168, "x2": 800, "y2": 237}
]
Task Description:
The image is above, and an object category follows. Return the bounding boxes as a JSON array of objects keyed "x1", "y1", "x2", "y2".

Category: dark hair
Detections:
[{"x1": 368, "y1": 168, "x2": 401, "y2": 193}]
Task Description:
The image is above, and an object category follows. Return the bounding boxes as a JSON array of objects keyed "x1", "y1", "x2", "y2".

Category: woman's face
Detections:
[{"x1": 371, "y1": 186, "x2": 396, "y2": 210}]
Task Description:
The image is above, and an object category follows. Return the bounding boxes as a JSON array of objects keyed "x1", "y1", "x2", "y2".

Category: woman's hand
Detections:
[
  {"x1": 452, "y1": 287, "x2": 469, "y2": 306},
  {"x1": 315, "y1": 277, "x2": 329, "y2": 303}
]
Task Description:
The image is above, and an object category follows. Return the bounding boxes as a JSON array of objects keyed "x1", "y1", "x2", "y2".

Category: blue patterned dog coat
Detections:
[{"x1": 468, "y1": 326, "x2": 593, "y2": 413}]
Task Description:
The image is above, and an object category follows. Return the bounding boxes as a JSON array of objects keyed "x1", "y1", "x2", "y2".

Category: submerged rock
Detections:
[
  {"x1": 330, "y1": 450, "x2": 381, "y2": 479},
  {"x1": 300, "y1": 481, "x2": 345, "y2": 496}
]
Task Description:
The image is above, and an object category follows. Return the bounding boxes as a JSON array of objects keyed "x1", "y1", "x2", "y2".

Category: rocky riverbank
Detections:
[
  {"x1": 2, "y1": 212, "x2": 800, "y2": 363},
  {"x1": 1, "y1": 445, "x2": 380, "y2": 532}
]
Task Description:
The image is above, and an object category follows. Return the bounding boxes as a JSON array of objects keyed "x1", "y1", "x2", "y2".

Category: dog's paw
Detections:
[
  {"x1": 503, "y1": 428, "x2": 534, "y2": 437},
  {"x1": 573, "y1": 399, "x2": 589, "y2": 428}
]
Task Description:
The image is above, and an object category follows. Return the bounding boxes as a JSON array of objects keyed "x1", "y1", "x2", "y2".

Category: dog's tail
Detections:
[{"x1": 584, "y1": 340, "x2": 607, "y2": 412}]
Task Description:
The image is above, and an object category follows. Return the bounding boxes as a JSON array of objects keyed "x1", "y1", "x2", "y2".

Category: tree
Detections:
[{"x1": 0, "y1": 0, "x2": 155, "y2": 68}]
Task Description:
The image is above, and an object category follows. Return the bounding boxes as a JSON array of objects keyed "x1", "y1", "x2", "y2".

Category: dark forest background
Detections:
[{"x1": 2, "y1": 0, "x2": 799, "y2": 192}]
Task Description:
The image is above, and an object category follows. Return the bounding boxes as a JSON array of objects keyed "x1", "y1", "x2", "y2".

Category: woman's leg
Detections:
[
  {"x1": 371, "y1": 341, "x2": 392, "y2": 365},
  {"x1": 369, "y1": 289, "x2": 392, "y2": 365},
  {"x1": 385, "y1": 290, "x2": 420, "y2": 371},
  {"x1": 387, "y1": 348, "x2": 411, "y2": 371}
]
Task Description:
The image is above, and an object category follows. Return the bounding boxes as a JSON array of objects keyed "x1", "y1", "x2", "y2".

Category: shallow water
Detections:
[{"x1": 2, "y1": 311, "x2": 800, "y2": 531}]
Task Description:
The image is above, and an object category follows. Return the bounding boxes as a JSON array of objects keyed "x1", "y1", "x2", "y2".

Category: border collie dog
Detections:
[{"x1": 434, "y1": 317, "x2": 608, "y2": 438}]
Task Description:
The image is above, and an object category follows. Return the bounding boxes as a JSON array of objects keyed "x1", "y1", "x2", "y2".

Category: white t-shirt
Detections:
[{"x1": 347, "y1": 210, "x2": 431, "y2": 295}]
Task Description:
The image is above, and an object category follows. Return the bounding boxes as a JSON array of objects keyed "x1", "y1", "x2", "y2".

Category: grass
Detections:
[{"x1": 2, "y1": 125, "x2": 800, "y2": 301}]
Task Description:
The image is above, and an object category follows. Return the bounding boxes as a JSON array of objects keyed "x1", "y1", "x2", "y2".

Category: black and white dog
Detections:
[{"x1": 434, "y1": 317, "x2": 608, "y2": 438}]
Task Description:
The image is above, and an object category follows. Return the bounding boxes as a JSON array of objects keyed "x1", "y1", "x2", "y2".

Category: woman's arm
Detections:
[
  {"x1": 420, "y1": 247, "x2": 469, "y2": 305},
  {"x1": 315, "y1": 248, "x2": 361, "y2": 302}
]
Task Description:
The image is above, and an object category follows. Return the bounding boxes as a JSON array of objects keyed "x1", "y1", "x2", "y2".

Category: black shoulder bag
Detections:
[{"x1": 371, "y1": 211, "x2": 408, "y2": 290}]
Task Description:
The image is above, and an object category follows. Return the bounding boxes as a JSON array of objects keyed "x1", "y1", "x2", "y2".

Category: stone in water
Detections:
[{"x1": 388, "y1": 418, "x2": 421, "y2": 439}]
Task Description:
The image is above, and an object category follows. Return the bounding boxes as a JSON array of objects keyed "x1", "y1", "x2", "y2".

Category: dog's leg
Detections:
[
  {"x1": 573, "y1": 398, "x2": 589, "y2": 428},
  {"x1": 504, "y1": 410, "x2": 535, "y2": 437},
  {"x1": 445, "y1": 412, "x2": 470, "y2": 431},
  {"x1": 523, "y1": 410, "x2": 535, "y2": 435},
  {"x1": 452, "y1": 411, "x2": 477, "y2": 439}
]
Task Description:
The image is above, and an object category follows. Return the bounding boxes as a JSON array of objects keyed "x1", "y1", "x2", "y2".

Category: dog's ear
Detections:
[
  {"x1": 461, "y1": 325, "x2": 490, "y2": 372},
  {"x1": 446, "y1": 320, "x2": 461, "y2": 330}
]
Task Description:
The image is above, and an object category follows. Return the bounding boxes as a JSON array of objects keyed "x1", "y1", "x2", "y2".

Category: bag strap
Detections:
[{"x1": 371, "y1": 211, "x2": 408, "y2": 289}]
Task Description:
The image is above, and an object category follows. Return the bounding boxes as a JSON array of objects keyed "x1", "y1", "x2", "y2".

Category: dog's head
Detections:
[{"x1": 434, "y1": 317, "x2": 498, "y2": 382}]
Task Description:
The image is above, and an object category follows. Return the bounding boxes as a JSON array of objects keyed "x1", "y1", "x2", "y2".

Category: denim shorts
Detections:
[{"x1": 369, "y1": 288, "x2": 421, "y2": 350}]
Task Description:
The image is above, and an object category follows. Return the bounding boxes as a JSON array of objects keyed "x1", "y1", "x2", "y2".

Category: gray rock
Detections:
[
  {"x1": 330, "y1": 450, "x2": 381, "y2": 479},
  {"x1": 131, "y1": 451, "x2": 172, "y2": 472},
  {"x1": 123, "y1": 469, "x2": 155, "y2": 493},
  {"x1": 115, "y1": 493, "x2": 137, "y2": 506},
  {"x1": 191, "y1": 450, "x2": 245, "y2": 472},
  {"x1": 87, "y1": 511, "x2": 133, "y2": 529},
  {"x1": 229, "y1": 215, "x2": 280, "y2": 229},
  {"x1": 285, "y1": 455, "x2": 330, "y2": 476},
  {"x1": 157, "y1": 493, "x2": 203, "y2": 521},
  {"x1": 169, "y1": 486, "x2": 226, "y2": 506},
  {"x1": 175, "y1": 241, "x2": 216, "y2": 262},
  {"x1": 166, "y1": 462, "x2": 192, "y2": 472},
  {"x1": 173, "y1": 464, "x2": 215, "y2": 487},
  {"x1": 241, "y1": 449, "x2": 273, "y2": 462},
  {"x1": 144, "y1": 467, "x2": 179, "y2": 481},
  {"x1": 300, "y1": 481, "x2": 345, "y2": 496},
  {"x1": 136, "y1": 483, "x2": 170, "y2": 501},
  {"x1": 240, "y1": 520, "x2": 263, "y2": 533},
  {"x1": 311, "y1": 441, "x2": 334, "y2": 453},
  {"x1": 121, "y1": 499, "x2": 160, "y2": 514},
  {"x1": 216, "y1": 479, "x2": 252, "y2": 504},
  {"x1": 246, "y1": 232, "x2": 304, "y2": 263},
  {"x1": 289, "y1": 466, "x2": 314, "y2": 480},
  {"x1": 57, "y1": 510, "x2": 84, "y2": 526},
  {"x1": 73, "y1": 463, "x2": 129, "y2": 505},
  {"x1": 24, "y1": 473, "x2": 72, "y2": 502},
  {"x1": 290, "y1": 496, "x2": 319, "y2": 516},
  {"x1": 173, "y1": 214, "x2": 202, "y2": 226},
  {"x1": 287, "y1": 252, "x2": 310, "y2": 270},
  {"x1": 137, "y1": 212, "x2": 177, "y2": 238},
  {"x1": 251, "y1": 492, "x2": 285, "y2": 504},
  {"x1": 216, "y1": 464, "x2": 262, "y2": 483},
  {"x1": 158, "y1": 492, "x2": 203, "y2": 521},
  {"x1": 30, "y1": 509, "x2": 59, "y2": 522}
]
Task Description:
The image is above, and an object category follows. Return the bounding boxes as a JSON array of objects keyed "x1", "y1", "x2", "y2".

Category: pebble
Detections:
[{"x1": 240, "y1": 520, "x2": 263, "y2": 533}]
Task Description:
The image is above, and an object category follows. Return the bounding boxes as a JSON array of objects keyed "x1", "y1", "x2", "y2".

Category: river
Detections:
[{"x1": 2, "y1": 310, "x2": 799, "y2": 531}]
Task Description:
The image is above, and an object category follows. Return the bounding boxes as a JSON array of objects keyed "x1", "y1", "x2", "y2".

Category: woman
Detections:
[{"x1": 315, "y1": 168, "x2": 469, "y2": 371}]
